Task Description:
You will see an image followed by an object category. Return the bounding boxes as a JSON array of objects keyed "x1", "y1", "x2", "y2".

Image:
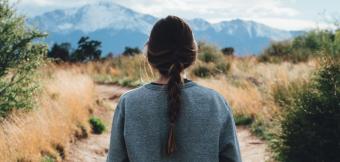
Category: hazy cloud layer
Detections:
[{"x1": 10, "y1": 0, "x2": 337, "y2": 30}]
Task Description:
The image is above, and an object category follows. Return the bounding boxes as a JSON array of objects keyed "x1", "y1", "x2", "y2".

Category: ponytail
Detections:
[{"x1": 166, "y1": 62, "x2": 183, "y2": 155}]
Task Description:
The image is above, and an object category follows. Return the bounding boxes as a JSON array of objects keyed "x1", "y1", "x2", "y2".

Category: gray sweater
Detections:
[{"x1": 107, "y1": 81, "x2": 242, "y2": 162}]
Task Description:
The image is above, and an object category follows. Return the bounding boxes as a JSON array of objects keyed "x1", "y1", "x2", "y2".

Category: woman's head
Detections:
[
  {"x1": 146, "y1": 16, "x2": 197, "y2": 156},
  {"x1": 147, "y1": 15, "x2": 197, "y2": 76}
]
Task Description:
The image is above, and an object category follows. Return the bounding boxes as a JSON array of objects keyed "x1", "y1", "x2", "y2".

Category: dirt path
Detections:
[{"x1": 65, "y1": 84, "x2": 268, "y2": 162}]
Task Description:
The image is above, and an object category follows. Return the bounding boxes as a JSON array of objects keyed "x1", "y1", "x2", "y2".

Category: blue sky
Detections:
[{"x1": 10, "y1": 0, "x2": 339, "y2": 30}]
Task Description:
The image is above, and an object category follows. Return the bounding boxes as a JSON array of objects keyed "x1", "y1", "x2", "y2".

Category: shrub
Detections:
[
  {"x1": 42, "y1": 155, "x2": 55, "y2": 162},
  {"x1": 122, "y1": 46, "x2": 141, "y2": 56},
  {"x1": 272, "y1": 81, "x2": 304, "y2": 108},
  {"x1": 198, "y1": 42, "x2": 224, "y2": 63},
  {"x1": 271, "y1": 58, "x2": 340, "y2": 162},
  {"x1": 250, "y1": 119, "x2": 272, "y2": 140},
  {"x1": 89, "y1": 116, "x2": 106, "y2": 134},
  {"x1": 221, "y1": 47, "x2": 234, "y2": 56},
  {"x1": 234, "y1": 114, "x2": 254, "y2": 126},
  {"x1": 192, "y1": 65, "x2": 212, "y2": 78},
  {"x1": 0, "y1": 0, "x2": 47, "y2": 117},
  {"x1": 215, "y1": 62, "x2": 231, "y2": 74},
  {"x1": 259, "y1": 30, "x2": 340, "y2": 63},
  {"x1": 199, "y1": 52, "x2": 219, "y2": 63},
  {"x1": 264, "y1": 41, "x2": 292, "y2": 57}
]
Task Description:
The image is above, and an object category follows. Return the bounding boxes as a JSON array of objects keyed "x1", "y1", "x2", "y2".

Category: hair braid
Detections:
[{"x1": 166, "y1": 62, "x2": 183, "y2": 155}]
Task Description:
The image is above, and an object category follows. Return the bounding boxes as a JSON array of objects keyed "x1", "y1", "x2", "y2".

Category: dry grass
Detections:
[
  {"x1": 58, "y1": 55, "x2": 318, "y2": 121},
  {"x1": 0, "y1": 69, "x2": 95, "y2": 161},
  {"x1": 71, "y1": 54, "x2": 318, "y2": 121},
  {"x1": 197, "y1": 57, "x2": 318, "y2": 120}
]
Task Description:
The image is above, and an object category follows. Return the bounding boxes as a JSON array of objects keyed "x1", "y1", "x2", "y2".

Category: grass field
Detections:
[{"x1": 0, "y1": 68, "x2": 96, "y2": 161}]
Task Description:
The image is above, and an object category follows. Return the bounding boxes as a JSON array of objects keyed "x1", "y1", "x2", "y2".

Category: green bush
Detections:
[
  {"x1": 0, "y1": 0, "x2": 47, "y2": 117},
  {"x1": 271, "y1": 58, "x2": 340, "y2": 162},
  {"x1": 272, "y1": 81, "x2": 304, "y2": 108},
  {"x1": 234, "y1": 114, "x2": 254, "y2": 126},
  {"x1": 215, "y1": 62, "x2": 231, "y2": 74},
  {"x1": 259, "y1": 30, "x2": 340, "y2": 63},
  {"x1": 41, "y1": 156, "x2": 55, "y2": 162},
  {"x1": 248, "y1": 118, "x2": 273, "y2": 141},
  {"x1": 89, "y1": 116, "x2": 106, "y2": 134},
  {"x1": 197, "y1": 42, "x2": 224, "y2": 63},
  {"x1": 192, "y1": 65, "x2": 212, "y2": 78},
  {"x1": 199, "y1": 52, "x2": 218, "y2": 63}
]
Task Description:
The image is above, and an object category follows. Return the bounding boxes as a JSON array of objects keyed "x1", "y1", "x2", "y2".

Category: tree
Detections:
[
  {"x1": 71, "y1": 36, "x2": 102, "y2": 62},
  {"x1": 221, "y1": 47, "x2": 234, "y2": 56},
  {"x1": 0, "y1": 0, "x2": 47, "y2": 117},
  {"x1": 48, "y1": 42, "x2": 72, "y2": 61},
  {"x1": 122, "y1": 47, "x2": 141, "y2": 56}
]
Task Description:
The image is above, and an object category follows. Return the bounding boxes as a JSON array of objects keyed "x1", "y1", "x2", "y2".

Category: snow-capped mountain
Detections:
[{"x1": 29, "y1": 2, "x2": 301, "y2": 56}]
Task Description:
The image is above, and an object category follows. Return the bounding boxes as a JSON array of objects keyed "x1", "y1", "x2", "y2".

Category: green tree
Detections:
[
  {"x1": 71, "y1": 36, "x2": 102, "y2": 62},
  {"x1": 0, "y1": 0, "x2": 47, "y2": 117},
  {"x1": 122, "y1": 46, "x2": 141, "y2": 56},
  {"x1": 48, "y1": 42, "x2": 72, "y2": 61},
  {"x1": 221, "y1": 47, "x2": 234, "y2": 56}
]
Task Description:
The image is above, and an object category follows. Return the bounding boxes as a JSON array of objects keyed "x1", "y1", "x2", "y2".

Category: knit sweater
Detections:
[{"x1": 106, "y1": 81, "x2": 242, "y2": 162}]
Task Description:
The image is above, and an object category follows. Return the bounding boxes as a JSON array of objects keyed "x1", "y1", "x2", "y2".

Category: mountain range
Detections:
[{"x1": 28, "y1": 2, "x2": 302, "y2": 56}]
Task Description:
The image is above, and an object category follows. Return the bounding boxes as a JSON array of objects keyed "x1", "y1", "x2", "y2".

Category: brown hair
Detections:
[{"x1": 147, "y1": 16, "x2": 197, "y2": 155}]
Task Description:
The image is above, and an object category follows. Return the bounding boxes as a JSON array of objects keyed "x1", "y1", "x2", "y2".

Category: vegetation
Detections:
[
  {"x1": 0, "y1": 69, "x2": 95, "y2": 161},
  {"x1": 48, "y1": 36, "x2": 102, "y2": 62},
  {"x1": 0, "y1": 0, "x2": 47, "y2": 117},
  {"x1": 259, "y1": 30, "x2": 340, "y2": 63},
  {"x1": 221, "y1": 47, "x2": 235, "y2": 56},
  {"x1": 191, "y1": 42, "x2": 232, "y2": 78},
  {"x1": 72, "y1": 36, "x2": 102, "y2": 62},
  {"x1": 48, "y1": 43, "x2": 72, "y2": 62},
  {"x1": 122, "y1": 46, "x2": 142, "y2": 56},
  {"x1": 271, "y1": 57, "x2": 340, "y2": 162},
  {"x1": 0, "y1": 2, "x2": 99, "y2": 161},
  {"x1": 89, "y1": 116, "x2": 106, "y2": 134},
  {"x1": 234, "y1": 114, "x2": 254, "y2": 126},
  {"x1": 2, "y1": 1, "x2": 337, "y2": 161}
]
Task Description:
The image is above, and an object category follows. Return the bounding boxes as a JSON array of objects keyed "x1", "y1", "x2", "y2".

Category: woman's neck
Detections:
[
  {"x1": 154, "y1": 75, "x2": 185, "y2": 84},
  {"x1": 154, "y1": 75, "x2": 170, "y2": 84}
]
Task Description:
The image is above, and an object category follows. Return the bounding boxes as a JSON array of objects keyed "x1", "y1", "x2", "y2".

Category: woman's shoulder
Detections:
[
  {"x1": 118, "y1": 85, "x2": 146, "y2": 100},
  {"x1": 190, "y1": 82, "x2": 225, "y2": 99}
]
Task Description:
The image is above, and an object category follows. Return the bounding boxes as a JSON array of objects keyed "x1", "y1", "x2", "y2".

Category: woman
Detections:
[{"x1": 107, "y1": 16, "x2": 241, "y2": 162}]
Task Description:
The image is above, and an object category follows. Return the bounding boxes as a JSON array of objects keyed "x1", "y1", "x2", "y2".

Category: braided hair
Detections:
[{"x1": 147, "y1": 16, "x2": 197, "y2": 155}]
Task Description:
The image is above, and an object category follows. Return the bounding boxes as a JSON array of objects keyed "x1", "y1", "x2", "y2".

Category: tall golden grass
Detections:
[
  {"x1": 72, "y1": 54, "x2": 318, "y2": 122},
  {"x1": 0, "y1": 69, "x2": 95, "y2": 161},
  {"x1": 197, "y1": 57, "x2": 318, "y2": 120}
]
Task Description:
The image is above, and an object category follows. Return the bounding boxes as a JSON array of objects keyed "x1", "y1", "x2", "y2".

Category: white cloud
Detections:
[
  {"x1": 113, "y1": 0, "x2": 299, "y2": 18},
  {"x1": 249, "y1": 18, "x2": 335, "y2": 30},
  {"x1": 9, "y1": 0, "x2": 334, "y2": 30}
]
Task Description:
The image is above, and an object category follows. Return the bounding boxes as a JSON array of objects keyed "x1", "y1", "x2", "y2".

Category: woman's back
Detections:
[{"x1": 107, "y1": 81, "x2": 241, "y2": 162}]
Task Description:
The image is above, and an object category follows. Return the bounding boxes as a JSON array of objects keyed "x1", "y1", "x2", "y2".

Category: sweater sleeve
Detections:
[
  {"x1": 106, "y1": 98, "x2": 129, "y2": 162},
  {"x1": 219, "y1": 101, "x2": 242, "y2": 162}
]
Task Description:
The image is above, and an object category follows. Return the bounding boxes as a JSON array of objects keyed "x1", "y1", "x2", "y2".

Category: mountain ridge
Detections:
[{"x1": 29, "y1": 2, "x2": 302, "y2": 56}]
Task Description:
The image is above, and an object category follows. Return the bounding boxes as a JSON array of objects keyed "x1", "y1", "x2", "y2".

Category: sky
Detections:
[{"x1": 9, "y1": 0, "x2": 340, "y2": 30}]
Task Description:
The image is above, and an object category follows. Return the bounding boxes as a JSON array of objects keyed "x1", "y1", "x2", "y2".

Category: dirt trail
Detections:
[{"x1": 65, "y1": 84, "x2": 267, "y2": 162}]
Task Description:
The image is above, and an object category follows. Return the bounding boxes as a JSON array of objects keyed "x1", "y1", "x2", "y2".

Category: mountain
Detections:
[{"x1": 29, "y1": 2, "x2": 301, "y2": 56}]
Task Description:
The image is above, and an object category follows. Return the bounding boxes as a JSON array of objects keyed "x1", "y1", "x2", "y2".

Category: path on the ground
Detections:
[{"x1": 65, "y1": 84, "x2": 268, "y2": 162}]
